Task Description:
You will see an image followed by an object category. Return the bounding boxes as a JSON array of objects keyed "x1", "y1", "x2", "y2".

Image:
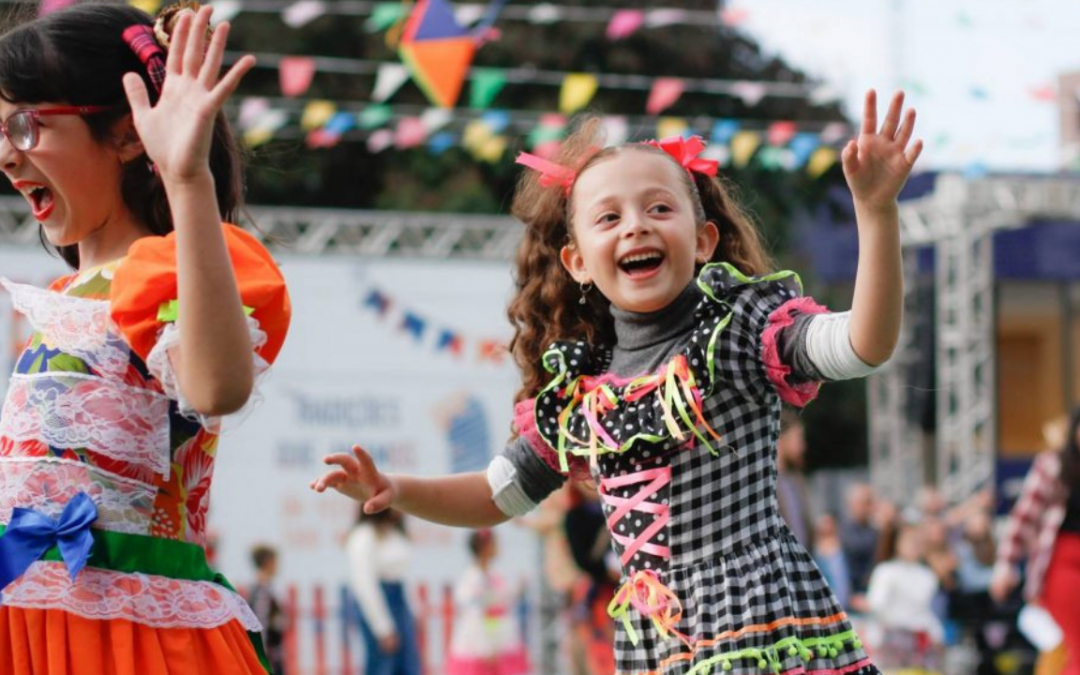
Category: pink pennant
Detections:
[
  {"x1": 533, "y1": 140, "x2": 562, "y2": 160},
  {"x1": 306, "y1": 129, "x2": 342, "y2": 149},
  {"x1": 368, "y1": 129, "x2": 395, "y2": 153},
  {"x1": 646, "y1": 78, "x2": 685, "y2": 115},
  {"x1": 395, "y1": 117, "x2": 429, "y2": 149},
  {"x1": 1030, "y1": 85, "x2": 1056, "y2": 102},
  {"x1": 607, "y1": 9, "x2": 645, "y2": 40},
  {"x1": 767, "y1": 121, "x2": 797, "y2": 146},
  {"x1": 38, "y1": 0, "x2": 76, "y2": 17},
  {"x1": 279, "y1": 56, "x2": 316, "y2": 98},
  {"x1": 720, "y1": 8, "x2": 750, "y2": 25}
]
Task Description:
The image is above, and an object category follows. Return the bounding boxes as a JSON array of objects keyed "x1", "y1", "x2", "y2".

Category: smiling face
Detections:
[
  {"x1": 0, "y1": 100, "x2": 142, "y2": 249},
  {"x1": 560, "y1": 149, "x2": 719, "y2": 314}
]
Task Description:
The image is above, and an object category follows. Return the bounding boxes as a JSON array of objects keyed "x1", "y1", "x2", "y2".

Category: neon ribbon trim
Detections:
[
  {"x1": 600, "y1": 467, "x2": 672, "y2": 566},
  {"x1": 535, "y1": 263, "x2": 806, "y2": 470},
  {"x1": 607, "y1": 569, "x2": 692, "y2": 648}
]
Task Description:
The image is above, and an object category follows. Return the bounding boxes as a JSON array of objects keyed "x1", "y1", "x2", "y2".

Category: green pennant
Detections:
[
  {"x1": 358, "y1": 104, "x2": 394, "y2": 130},
  {"x1": 365, "y1": 3, "x2": 406, "y2": 33},
  {"x1": 470, "y1": 68, "x2": 508, "y2": 109}
]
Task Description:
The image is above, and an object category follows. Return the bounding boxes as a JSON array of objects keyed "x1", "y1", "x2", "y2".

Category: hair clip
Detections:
[
  {"x1": 122, "y1": 25, "x2": 166, "y2": 96},
  {"x1": 645, "y1": 135, "x2": 719, "y2": 178}
]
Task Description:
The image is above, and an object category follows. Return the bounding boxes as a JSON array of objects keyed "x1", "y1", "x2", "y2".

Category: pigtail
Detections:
[{"x1": 695, "y1": 172, "x2": 773, "y2": 277}]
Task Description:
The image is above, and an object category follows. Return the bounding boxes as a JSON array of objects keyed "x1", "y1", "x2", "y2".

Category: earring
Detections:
[{"x1": 579, "y1": 281, "x2": 593, "y2": 305}]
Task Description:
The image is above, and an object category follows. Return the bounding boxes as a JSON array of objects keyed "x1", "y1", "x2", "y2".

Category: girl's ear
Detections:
[
  {"x1": 560, "y1": 243, "x2": 590, "y2": 284},
  {"x1": 111, "y1": 114, "x2": 145, "y2": 164},
  {"x1": 696, "y1": 220, "x2": 721, "y2": 263}
]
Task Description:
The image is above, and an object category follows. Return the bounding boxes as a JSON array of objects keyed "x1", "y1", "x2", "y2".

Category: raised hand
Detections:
[
  {"x1": 122, "y1": 5, "x2": 255, "y2": 184},
  {"x1": 841, "y1": 90, "x2": 923, "y2": 211},
  {"x1": 310, "y1": 445, "x2": 398, "y2": 514}
]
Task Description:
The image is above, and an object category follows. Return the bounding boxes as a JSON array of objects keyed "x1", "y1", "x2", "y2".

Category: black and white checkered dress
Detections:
[{"x1": 508, "y1": 264, "x2": 879, "y2": 675}]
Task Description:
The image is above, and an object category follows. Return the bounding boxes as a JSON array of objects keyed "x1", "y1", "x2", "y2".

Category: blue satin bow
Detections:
[{"x1": 0, "y1": 492, "x2": 98, "y2": 592}]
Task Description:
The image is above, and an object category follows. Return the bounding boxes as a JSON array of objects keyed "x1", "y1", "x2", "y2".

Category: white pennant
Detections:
[{"x1": 372, "y1": 64, "x2": 410, "y2": 103}]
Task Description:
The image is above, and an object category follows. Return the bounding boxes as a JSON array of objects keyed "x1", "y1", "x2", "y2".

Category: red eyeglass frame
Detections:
[{"x1": 0, "y1": 105, "x2": 113, "y2": 151}]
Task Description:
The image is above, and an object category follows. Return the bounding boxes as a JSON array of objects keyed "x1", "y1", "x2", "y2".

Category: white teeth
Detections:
[{"x1": 619, "y1": 252, "x2": 663, "y2": 265}]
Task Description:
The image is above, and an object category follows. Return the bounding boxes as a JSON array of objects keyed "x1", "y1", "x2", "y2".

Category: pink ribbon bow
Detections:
[
  {"x1": 645, "y1": 135, "x2": 719, "y2": 177},
  {"x1": 515, "y1": 152, "x2": 577, "y2": 194}
]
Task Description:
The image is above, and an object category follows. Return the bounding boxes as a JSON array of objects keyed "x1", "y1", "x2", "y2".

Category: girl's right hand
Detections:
[{"x1": 310, "y1": 445, "x2": 397, "y2": 513}]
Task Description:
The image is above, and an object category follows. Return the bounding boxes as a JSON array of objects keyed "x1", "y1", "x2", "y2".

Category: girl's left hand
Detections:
[
  {"x1": 841, "y1": 90, "x2": 923, "y2": 211},
  {"x1": 122, "y1": 5, "x2": 255, "y2": 184}
]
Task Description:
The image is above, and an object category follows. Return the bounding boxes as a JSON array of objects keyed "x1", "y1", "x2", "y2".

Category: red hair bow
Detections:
[
  {"x1": 645, "y1": 135, "x2": 719, "y2": 177},
  {"x1": 515, "y1": 152, "x2": 577, "y2": 194}
]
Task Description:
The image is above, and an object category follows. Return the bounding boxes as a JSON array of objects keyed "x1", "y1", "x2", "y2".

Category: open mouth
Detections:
[
  {"x1": 19, "y1": 184, "x2": 54, "y2": 219},
  {"x1": 618, "y1": 250, "x2": 665, "y2": 277}
]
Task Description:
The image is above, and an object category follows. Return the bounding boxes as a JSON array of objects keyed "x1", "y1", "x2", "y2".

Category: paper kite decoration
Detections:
[{"x1": 398, "y1": 0, "x2": 505, "y2": 108}]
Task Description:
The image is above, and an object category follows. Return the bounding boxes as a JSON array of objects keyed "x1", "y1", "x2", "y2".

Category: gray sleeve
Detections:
[
  {"x1": 487, "y1": 436, "x2": 568, "y2": 517},
  {"x1": 777, "y1": 313, "x2": 828, "y2": 383}
]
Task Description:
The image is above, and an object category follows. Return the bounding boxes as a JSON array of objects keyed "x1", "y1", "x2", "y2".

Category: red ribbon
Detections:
[{"x1": 645, "y1": 135, "x2": 719, "y2": 177}]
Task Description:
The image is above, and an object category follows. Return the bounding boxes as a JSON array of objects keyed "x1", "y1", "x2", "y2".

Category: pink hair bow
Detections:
[
  {"x1": 515, "y1": 152, "x2": 577, "y2": 194},
  {"x1": 645, "y1": 135, "x2": 719, "y2": 177}
]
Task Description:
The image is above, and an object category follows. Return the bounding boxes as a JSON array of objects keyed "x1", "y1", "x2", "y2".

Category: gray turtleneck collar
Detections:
[{"x1": 608, "y1": 281, "x2": 701, "y2": 377}]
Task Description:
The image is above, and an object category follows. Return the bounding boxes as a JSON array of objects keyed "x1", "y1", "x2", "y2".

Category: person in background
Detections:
[
  {"x1": 445, "y1": 529, "x2": 531, "y2": 675},
  {"x1": 867, "y1": 523, "x2": 945, "y2": 673},
  {"x1": 345, "y1": 508, "x2": 420, "y2": 675},
  {"x1": 992, "y1": 407, "x2": 1080, "y2": 675},
  {"x1": 841, "y1": 483, "x2": 880, "y2": 613},
  {"x1": 813, "y1": 514, "x2": 852, "y2": 611},
  {"x1": 248, "y1": 545, "x2": 288, "y2": 675},
  {"x1": 776, "y1": 408, "x2": 814, "y2": 549}
]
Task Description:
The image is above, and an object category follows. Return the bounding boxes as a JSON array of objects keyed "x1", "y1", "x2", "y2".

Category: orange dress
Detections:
[{"x1": 0, "y1": 225, "x2": 290, "y2": 674}]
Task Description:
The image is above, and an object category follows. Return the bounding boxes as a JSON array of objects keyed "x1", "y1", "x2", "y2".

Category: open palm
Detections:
[
  {"x1": 842, "y1": 90, "x2": 923, "y2": 211},
  {"x1": 122, "y1": 5, "x2": 254, "y2": 183},
  {"x1": 310, "y1": 445, "x2": 398, "y2": 514}
]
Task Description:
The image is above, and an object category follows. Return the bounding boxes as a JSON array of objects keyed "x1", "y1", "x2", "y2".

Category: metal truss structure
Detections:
[
  {"x1": 870, "y1": 175, "x2": 1080, "y2": 505},
  {"x1": 0, "y1": 197, "x2": 523, "y2": 258},
  {"x1": 4, "y1": 176, "x2": 1080, "y2": 507}
]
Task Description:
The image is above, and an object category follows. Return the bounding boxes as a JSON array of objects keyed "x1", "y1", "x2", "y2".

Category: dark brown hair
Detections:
[
  {"x1": 507, "y1": 117, "x2": 773, "y2": 403},
  {"x1": 0, "y1": 3, "x2": 245, "y2": 268}
]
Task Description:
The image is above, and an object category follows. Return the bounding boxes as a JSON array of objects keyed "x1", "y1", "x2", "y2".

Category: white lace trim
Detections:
[
  {"x1": 146, "y1": 318, "x2": 270, "y2": 429},
  {"x1": 0, "y1": 373, "x2": 171, "y2": 476},
  {"x1": 0, "y1": 560, "x2": 262, "y2": 632},
  {"x1": 0, "y1": 457, "x2": 156, "y2": 536},
  {"x1": 0, "y1": 278, "x2": 130, "y2": 380}
]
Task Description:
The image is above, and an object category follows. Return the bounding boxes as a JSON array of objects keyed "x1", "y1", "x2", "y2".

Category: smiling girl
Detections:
[
  {"x1": 313, "y1": 91, "x2": 920, "y2": 675},
  {"x1": 0, "y1": 3, "x2": 289, "y2": 673}
]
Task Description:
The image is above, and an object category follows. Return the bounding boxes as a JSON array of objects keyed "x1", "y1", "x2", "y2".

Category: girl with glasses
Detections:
[{"x1": 0, "y1": 3, "x2": 290, "y2": 673}]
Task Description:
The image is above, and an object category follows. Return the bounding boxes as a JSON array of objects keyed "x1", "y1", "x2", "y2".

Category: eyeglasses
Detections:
[{"x1": 0, "y1": 106, "x2": 112, "y2": 152}]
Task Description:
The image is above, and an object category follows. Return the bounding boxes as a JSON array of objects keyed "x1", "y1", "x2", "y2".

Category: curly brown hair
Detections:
[{"x1": 507, "y1": 117, "x2": 774, "y2": 404}]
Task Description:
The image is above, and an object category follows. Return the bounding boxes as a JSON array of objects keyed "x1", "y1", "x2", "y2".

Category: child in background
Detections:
[
  {"x1": 867, "y1": 524, "x2": 944, "y2": 673},
  {"x1": 445, "y1": 529, "x2": 531, "y2": 675},
  {"x1": 249, "y1": 545, "x2": 288, "y2": 675}
]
